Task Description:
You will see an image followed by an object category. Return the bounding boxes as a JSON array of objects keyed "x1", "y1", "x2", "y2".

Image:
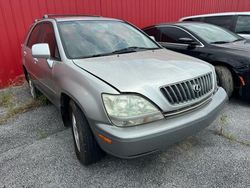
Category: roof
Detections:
[
  {"x1": 40, "y1": 14, "x2": 121, "y2": 22},
  {"x1": 53, "y1": 16, "x2": 120, "y2": 22},
  {"x1": 143, "y1": 21, "x2": 212, "y2": 29},
  {"x1": 179, "y1": 11, "x2": 250, "y2": 21}
]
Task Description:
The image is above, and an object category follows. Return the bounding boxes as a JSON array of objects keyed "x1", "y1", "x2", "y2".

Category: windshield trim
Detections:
[{"x1": 57, "y1": 20, "x2": 162, "y2": 59}]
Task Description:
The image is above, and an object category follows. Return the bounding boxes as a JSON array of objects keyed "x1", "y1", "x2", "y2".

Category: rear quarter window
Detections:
[
  {"x1": 203, "y1": 16, "x2": 234, "y2": 31},
  {"x1": 235, "y1": 16, "x2": 250, "y2": 34}
]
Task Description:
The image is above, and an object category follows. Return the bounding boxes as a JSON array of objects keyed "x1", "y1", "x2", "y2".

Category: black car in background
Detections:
[{"x1": 143, "y1": 22, "x2": 250, "y2": 100}]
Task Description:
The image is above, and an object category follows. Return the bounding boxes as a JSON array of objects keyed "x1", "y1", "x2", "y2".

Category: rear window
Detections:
[{"x1": 235, "y1": 16, "x2": 250, "y2": 34}]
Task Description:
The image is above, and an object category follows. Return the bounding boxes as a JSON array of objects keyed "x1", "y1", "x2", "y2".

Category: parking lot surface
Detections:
[{"x1": 0, "y1": 86, "x2": 249, "y2": 188}]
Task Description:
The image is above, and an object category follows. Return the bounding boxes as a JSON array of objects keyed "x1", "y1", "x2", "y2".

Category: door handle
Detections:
[{"x1": 33, "y1": 58, "x2": 38, "y2": 64}]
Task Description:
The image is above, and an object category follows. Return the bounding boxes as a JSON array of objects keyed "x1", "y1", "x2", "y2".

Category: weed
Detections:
[
  {"x1": 0, "y1": 90, "x2": 13, "y2": 108},
  {"x1": 0, "y1": 95, "x2": 47, "y2": 125},
  {"x1": 219, "y1": 131, "x2": 250, "y2": 146},
  {"x1": 37, "y1": 129, "x2": 48, "y2": 139},
  {"x1": 218, "y1": 114, "x2": 228, "y2": 135}
]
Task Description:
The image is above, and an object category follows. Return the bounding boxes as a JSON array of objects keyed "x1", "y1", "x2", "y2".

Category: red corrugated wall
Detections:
[{"x1": 0, "y1": 0, "x2": 250, "y2": 87}]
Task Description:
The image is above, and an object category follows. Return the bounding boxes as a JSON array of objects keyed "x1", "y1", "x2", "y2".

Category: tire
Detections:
[
  {"x1": 215, "y1": 66, "x2": 234, "y2": 97},
  {"x1": 27, "y1": 74, "x2": 40, "y2": 99},
  {"x1": 69, "y1": 100, "x2": 104, "y2": 165}
]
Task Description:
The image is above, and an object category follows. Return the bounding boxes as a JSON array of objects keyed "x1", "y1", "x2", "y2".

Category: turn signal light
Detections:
[
  {"x1": 98, "y1": 134, "x2": 112, "y2": 144},
  {"x1": 239, "y1": 76, "x2": 246, "y2": 86}
]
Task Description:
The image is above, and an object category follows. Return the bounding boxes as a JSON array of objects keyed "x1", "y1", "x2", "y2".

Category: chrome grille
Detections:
[{"x1": 161, "y1": 72, "x2": 213, "y2": 105}]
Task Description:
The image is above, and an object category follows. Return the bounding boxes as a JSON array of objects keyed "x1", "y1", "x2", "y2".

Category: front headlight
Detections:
[{"x1": 102, "y1": 94, "x2": 164, "y2": 127}]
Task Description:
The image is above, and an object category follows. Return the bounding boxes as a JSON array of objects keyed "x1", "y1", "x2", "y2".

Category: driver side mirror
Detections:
[
  {"x1": 32, "y1": 43, "x2": 51, "y2": 59},
  {"x1": 150, "y1": 36, "x2": 156, "y2": 41},
  {"x1": 178, "y1": 37, "x2": 200, "y2": 47}
]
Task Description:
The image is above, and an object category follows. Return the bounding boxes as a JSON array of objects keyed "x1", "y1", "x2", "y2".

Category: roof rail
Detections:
[{"x1": 43, "y1": 14, "x2": 101, "y2": 19}]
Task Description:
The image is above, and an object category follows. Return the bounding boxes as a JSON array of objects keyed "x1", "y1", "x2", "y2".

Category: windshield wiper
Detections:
[
  {"x1": 210, "y1": 41, "x2": 231, "y2": 44},
  {"x1": 232, "y1": 38, "x2": 245, "y2": 42},
  {"x1": 77, "y1": 47, "x2": 160, "y2": 59},
  {"x1": 112, "y1": 46, "x2": 160, "y2": 54}
]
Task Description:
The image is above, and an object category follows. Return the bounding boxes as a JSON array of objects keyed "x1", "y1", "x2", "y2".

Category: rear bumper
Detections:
[{"x1": 91, "y1": 87, "x2": 228, "y2": 159}]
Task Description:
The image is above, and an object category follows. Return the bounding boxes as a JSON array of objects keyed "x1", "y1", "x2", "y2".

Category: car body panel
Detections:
[
  {"x1": 73, "y1": 49, "x2": 216, "y2": 111},
  {"x1": 92, "y1": 87, "x2": 227, "y2": 158},
  {"x1": 22, "y1": 16, "x2": 227, "y2": 159}
]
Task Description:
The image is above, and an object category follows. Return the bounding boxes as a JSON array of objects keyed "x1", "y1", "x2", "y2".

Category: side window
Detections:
[
  {"x1": 203, "y1": 16, "x2": 234, "y2": 30},
  {"x1": 27, "y1": 24, "x2": 42, "y2": 48},
  {"x1": 183, "y1": 17, "x2": 202, "y2": 22},
  {"x1": 144, "y1": 27, "x2": 161, "y2": 41},
  {"x1": 40, "y1": 22, "x2": 60, "y2": 60},
  {"x1": 235, "y1": 16, "x2": 250, "y2": 34},
  {"x1": 159, "y1": 27, "x2": 193, "y2": 43}
]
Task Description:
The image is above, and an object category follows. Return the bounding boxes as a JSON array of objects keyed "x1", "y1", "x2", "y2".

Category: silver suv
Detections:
[{"x1": 21, "y1": 15, "x2": 227, "y2": 165}]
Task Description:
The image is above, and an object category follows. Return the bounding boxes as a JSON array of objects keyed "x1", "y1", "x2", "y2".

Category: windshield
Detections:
[
  {"x1": 183, "y1": 24, "x2": 243, "y2": 44},
  {"x1": 58, "y1": 20, "x2": 160, "y2": 59}
]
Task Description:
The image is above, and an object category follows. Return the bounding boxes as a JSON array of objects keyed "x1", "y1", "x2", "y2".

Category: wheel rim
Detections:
[
  {"x1": 72, "y1": 113, "x2": 80, "y2": 152},
  {"x1": 28, "y1": 79, "x2": 36, "y2": 99}
]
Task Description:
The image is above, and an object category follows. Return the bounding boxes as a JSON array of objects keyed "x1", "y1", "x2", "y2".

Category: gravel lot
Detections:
[{"x1": 0, "y1": 85, "x2": 249, "y2": 188}]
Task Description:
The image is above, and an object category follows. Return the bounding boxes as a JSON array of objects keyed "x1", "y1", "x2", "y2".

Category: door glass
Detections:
[
  {"x1": 40, "y1": 22, "x2": 60, "y2": 60},
  {"x1": 160, "y1": 27, "x2": 193, "y2": 43},
  {"x1": 203, "y1": 16, "x2": 234, "y2": 30},
  {"x1": 235, "y1": 16, "x2": 250, "y2": 34},
  {"x1": 27, "y1": 24, "x2": 42, "y2": 48},
  {"x1": 144, "y1": 27, "x2": 160, "y2": 41}
]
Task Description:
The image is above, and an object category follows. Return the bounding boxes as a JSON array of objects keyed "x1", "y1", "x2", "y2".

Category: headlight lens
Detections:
[{"x1": 102, "y1": 94, "x2": 163, "y2": 127}]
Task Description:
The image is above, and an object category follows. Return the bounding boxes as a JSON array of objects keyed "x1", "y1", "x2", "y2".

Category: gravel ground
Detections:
[{"x1": 0, "y1": 85, "x2": 249, "y2": 188}]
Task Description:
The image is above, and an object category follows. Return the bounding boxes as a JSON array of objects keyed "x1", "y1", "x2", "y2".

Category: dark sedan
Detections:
[{"x1": 143, "y1": 22, "x2": 250, "y2": 100}]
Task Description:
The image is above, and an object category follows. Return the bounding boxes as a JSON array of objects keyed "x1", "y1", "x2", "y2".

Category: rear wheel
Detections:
[
  {"x1": 69, "y1": 100, "x2": 105, "y2": 165},
  {"x1": 215, "y1": 66, "x2": 234, "y2": 97}
]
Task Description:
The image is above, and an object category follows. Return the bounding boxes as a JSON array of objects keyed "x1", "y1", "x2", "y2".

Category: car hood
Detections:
[
  {"x1": 73, "y1": 49, "x2": 213, "y2": 92},
  {"x1": 212, "y1": 40, "x2": 250, "y2": 56}
]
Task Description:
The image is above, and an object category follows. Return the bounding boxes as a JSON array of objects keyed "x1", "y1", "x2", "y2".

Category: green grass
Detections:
[
  {"x1": 0, "y1": 90, "x2": 13, "y2": 108},
  {"x1": 219, "y1": 131, "x2": 250, "y2": 146},
  {"x1": 0, "y1": 95, "x2": 47, "y2": 125},
  {"x1": 215, "y1": 115, "x2": 250, "y2": 146}
]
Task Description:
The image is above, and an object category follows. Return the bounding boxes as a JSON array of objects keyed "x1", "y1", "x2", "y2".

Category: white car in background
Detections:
[{"x1": 180, "y1": 12, "x2": 250, "y2": 39}]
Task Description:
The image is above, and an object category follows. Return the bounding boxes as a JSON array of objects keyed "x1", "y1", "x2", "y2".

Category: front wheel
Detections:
[
  {"x1": 215, "y1": 66, "x2": 234, "y2": 98},
  {"x1": 70, "y1": 100, "x2": 105, "y2": 165}
]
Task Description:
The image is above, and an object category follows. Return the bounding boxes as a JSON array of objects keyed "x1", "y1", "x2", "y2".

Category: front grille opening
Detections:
[{"x1": 161, "y1": 72, "x2": 213, "y2": 105}]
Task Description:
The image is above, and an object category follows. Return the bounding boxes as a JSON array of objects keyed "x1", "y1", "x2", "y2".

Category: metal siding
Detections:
[{"x1": 0, "y1": 0, "x2": 249, "y2": 87}]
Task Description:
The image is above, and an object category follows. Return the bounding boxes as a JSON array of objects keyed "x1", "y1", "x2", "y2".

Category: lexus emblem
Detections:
[{"x1": 192, "y1": 84, "x2": 201, "y2": 92}]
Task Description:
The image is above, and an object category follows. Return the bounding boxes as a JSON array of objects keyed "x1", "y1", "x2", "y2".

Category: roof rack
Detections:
[{"x1": 43, "y1": 14, "x2": 101, "y2": 19}]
